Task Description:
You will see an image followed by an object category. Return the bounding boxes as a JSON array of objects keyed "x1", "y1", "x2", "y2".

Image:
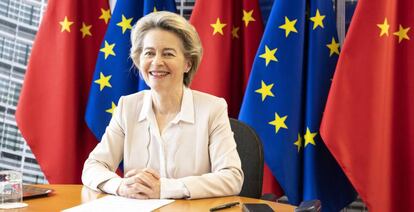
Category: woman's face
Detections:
[{"x1": 139, "y1": 28, "x2": 190, "y2": 92}]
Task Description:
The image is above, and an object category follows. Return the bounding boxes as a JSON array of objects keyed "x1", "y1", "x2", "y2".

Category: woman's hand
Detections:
[{"x1": 117, "y1": 168, "x2": 160, "y2": 199}]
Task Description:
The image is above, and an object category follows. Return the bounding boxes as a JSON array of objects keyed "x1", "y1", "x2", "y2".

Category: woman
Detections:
[{"x1": 82, "y1": 11, "x2": 243, "y2": 199}]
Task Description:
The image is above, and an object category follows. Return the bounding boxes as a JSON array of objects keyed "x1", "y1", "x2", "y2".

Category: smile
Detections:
[{"x1": 149, "y1": 71, "x2": 170, "y2": 77}]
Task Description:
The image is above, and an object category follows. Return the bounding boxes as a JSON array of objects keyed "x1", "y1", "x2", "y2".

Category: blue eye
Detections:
[
  {"x1": 144, "y1": 51, "x2": 154, "y2": 56},
  {"x1": 164, "y1": 52, "x2": 175, "y2": 57}
]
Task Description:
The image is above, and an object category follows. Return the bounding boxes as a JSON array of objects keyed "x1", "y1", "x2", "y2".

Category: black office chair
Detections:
[{"x1": 229, "y1": 118, "x2": 264, "y2": 199}]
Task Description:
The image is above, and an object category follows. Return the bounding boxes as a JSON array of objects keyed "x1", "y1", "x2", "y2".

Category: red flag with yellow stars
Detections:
[
  {"x1": 321, "y1": 0, "x2": 414, "y2": 211},
  {"x1": 16, "y1": 0, "x2": 109, "y2": 183},
  {"x1": 190, "y1": 0, "x2": 283, "y2": 197},
  {"x1": 190, "y1": 0, "x2": 262, "y2": 118}
]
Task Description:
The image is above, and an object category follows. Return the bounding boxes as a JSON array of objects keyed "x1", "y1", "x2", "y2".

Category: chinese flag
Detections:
[
  {"x1": 190, "y1": 0, "x2": 262, "y2": 118},
  {"x1": 320, "y1": 0, "x2": 414, "y2": 211},
  {"x1": 15, "y1": 0, "x2": 108, "y2": 183},
  {"x1": 190, "y1": 0, "x2": 283, "y2": 197}
]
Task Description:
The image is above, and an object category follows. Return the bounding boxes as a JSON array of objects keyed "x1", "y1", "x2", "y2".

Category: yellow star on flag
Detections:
[
  {"x1": 211, "y1": 18, "x2": 227, "y2": 35},
  {"x1": 377, "y1": 18, "x2": 390, "y2": 37},
  {"x1": 304, "y1": 127, "x2": 317, "y2": 147},
  {"x1": 326, "y1": 37, "x2": 340, "y2": 56},
  {"x1": 310, "y1": 9, "x2": 325, "y2": 30},
  {"x1": 80, "y1": 22, "x2": 92, "y2": 38},
  {"x1": 269, "y1": 113, "x2": 288, "y2": 133},
  {"x1": 117, "y1": 15, "x2": 133, "y2": 34},
  {"x1": 99, "y1": 8, "x2": 111, "y2": 24},
  {"x1": 231, "y1": 26, "x2": 240, "y2": 39},
  {"x1": 94, "y1": 72, "x2": 112, "y2": 91},
  {"x1": 255, "y1": 80, "x2": 275, "y2": 101},
  {"x1": 393, "y1": 24, "x2": 410, "y2": 43},
  {"x1": 59, "y1": 16, "x2": 74, "y2": 32},
  {"x1": 242, "y1": 9, "x2": 256, "y2": 27},
  {"x1": 100, "y1": 41, "x2": 116, "y2": 59},
  {"x1": 106, "y1": 102, "x2": 117, "y2": 115},
  {"x1": 259, "y1": 45, "x2": 278, "y2": 66},
  {"x1": 294, "y1": 133, "x2": 303, "y2": 152},
  {"x1": 279, "y1": 16, "x2": 298, "y2": 37}
]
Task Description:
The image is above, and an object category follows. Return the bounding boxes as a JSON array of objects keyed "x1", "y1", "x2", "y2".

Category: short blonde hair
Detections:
[{"x1": 130, "y1": 11, "x2": 203, "y2": 87}]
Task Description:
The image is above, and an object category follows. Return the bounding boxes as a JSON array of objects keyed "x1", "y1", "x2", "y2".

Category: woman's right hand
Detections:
[{"x1": 116, "y1": 168, "x2": 160, "y2": 199}]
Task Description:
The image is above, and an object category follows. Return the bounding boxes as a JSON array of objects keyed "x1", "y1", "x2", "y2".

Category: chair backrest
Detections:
[{"x1": 229, "y1": 118, "x2": 264, "y2": 198}]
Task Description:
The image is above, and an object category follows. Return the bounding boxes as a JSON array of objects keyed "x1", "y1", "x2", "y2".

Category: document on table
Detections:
[{"x1": 62, "y1": 195, "x2": 175, "y2": 212}]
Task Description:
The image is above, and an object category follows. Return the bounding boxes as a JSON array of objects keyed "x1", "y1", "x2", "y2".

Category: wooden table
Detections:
[{"x1": 18, "y1": 185, "x2": 295, "y2": 211}]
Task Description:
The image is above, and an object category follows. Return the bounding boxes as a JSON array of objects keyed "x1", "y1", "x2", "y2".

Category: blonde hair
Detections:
[{"x1": 130, "y1": 11, "x2": 203, "y2": 86}]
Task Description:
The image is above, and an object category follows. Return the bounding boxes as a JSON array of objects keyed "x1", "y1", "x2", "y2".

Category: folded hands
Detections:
[{"x1": 117, "y1": 168, "x2": 160, "y2": 199}]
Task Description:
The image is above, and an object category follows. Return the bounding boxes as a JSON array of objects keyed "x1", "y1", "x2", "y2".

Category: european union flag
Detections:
[
  {"x1": 239, "y1": 0, "x2": 356, "y2": 211},
  {"x1": 85, "y1": 0, "x2": 176, "y2": 140}
]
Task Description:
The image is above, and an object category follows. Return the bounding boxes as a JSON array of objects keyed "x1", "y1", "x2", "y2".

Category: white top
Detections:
[{"x1": 81, "y1": 87, "x2": 243, "y2": 199}]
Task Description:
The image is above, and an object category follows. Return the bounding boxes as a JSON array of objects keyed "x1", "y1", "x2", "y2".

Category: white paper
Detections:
[{"x1": 62, "y1": 195, "x2": 175, "y2": 212}]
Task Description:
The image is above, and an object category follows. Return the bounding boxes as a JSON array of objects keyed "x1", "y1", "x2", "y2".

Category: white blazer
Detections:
[{"x1": 82, "y1": 87, "x2": 244, "y2": 199}]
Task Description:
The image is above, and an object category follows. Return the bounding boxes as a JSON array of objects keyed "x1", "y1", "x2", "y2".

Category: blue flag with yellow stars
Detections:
[
  {"x1": 239, "y1": 0, "x2": 356, "y2": 211},
  {"x1": 85, "y1": 0, "x2": 176, "y2": 140}
]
